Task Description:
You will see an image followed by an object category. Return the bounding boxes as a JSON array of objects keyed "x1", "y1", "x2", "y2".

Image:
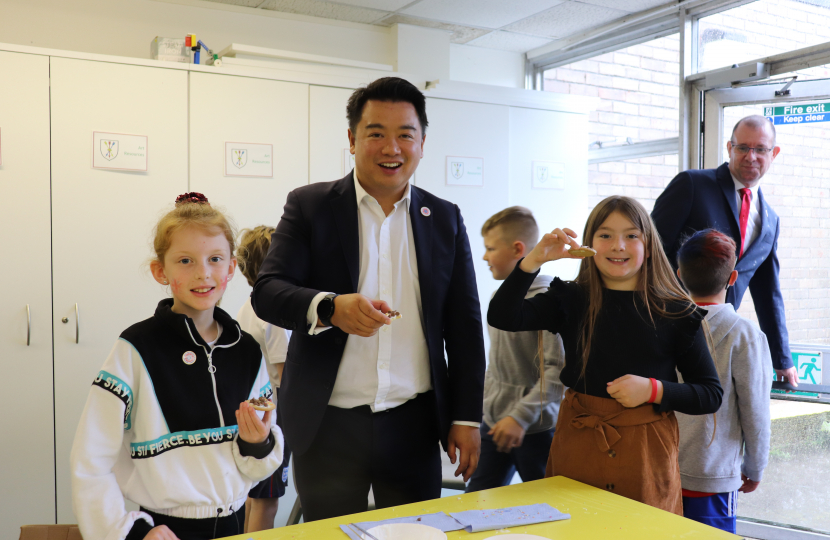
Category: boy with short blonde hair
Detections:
[{"x1": 466, "y1": 207, "x2": 565, "y2": 492}]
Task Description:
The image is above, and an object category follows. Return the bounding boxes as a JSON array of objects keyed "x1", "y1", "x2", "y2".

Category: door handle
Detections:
[
  {"x1": 75, "y1": 303, "x2": 80, "y2": 344},
  {"x1": 26, "y1": 304, "x2": 31, "y2": 346}
]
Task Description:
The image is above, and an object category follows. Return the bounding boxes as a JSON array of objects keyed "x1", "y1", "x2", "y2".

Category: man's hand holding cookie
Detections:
[{"x1": 236, "y1": 401, "x2": 272, "y2": 444}]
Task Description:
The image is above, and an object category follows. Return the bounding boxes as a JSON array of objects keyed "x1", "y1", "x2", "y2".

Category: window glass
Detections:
[
  {"x1": 721, "y1": 102, "x2": 830, "y2": 345},
  {"x1": 699, "y1": 0, "x2": 830, "y2": 80},
  {"x1": 544, "y1": 34, "x2": 680, "y2": 147},
  {"x1": 588, "y1": 155, "x2": 678, "y2": 212},
  {"x1": 738, "y1": 396, "x2": 830, "y2": 534}
]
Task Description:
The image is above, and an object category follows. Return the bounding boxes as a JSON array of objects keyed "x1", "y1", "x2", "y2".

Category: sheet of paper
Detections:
[
  {"x1": 446, "y1": 156, "x2": 483, "y2": 186},
  {"x1": 92, "y1": 131, "x2": 148, "y2": 171},
  {"x1": 531, "y1": 160, "x2": 565, "y2": 190},
  {"x1": 224, "y1": 142, "x2": 273, "y2": 178}
]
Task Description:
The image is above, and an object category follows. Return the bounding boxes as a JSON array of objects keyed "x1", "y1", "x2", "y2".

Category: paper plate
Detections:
[
  {"x1": 482, "y1": 535, "x2": 549, "y2": 540},
  {"x1": 363, "y1": 523, "x2": 448, "y2": 540}
]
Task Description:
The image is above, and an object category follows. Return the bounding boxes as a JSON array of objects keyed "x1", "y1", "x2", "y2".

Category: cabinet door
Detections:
[
  {"x1": 189, "y1": 72, "x2": 309, "y2": 316},
  {"x1": 508, "y1": 106, "x2": 589, "y2": 281},
  {"x1": 0, "y1": 50, "x2": 55, "y2": 539},
  {"x1": 309, "y1": 85, "x2": 354, "y2": 184},
  {"x1": 50, "y1": 58, "x2": 189, "y2": 523},
  {"x1": 416, "y1": 98, "x2": 511, "y2": 344}
]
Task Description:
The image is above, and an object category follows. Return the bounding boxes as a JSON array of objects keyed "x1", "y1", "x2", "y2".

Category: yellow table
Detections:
[{"x1": 237, "y1": 476, "x2": 739, "y2": 540}]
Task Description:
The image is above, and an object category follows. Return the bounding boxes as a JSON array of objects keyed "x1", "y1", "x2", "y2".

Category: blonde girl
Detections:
[
  {"x1": 488, "y1": 195, "x2": 722, "y2": 514},
  {"x1": 71, "y1": 193, "x2": 283, "y2": 540}
]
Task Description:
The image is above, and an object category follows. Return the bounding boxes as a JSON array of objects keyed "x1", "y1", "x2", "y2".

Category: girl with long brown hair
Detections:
[{"x1": 488, "y1": 195, "x2": 723, "y2": 514}]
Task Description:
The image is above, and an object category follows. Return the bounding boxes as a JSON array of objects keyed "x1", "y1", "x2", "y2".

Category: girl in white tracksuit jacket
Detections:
[{"x1": 71, "y1": 193, "x2": 284, "y2": 540}]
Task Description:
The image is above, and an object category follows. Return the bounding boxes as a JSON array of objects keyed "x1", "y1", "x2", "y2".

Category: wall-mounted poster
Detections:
[
  {"x1": 532, "y1": 160, "x2": 565, "y2": 190},
  {"x1": 446, "y1": 156, "x2": 483, "y2": 187},
  {"x1": 92, "y1": 131, "x2": 148, "y2": 171},
  {"x1": 224, "y1": 142, "x2": 273, "y2": 178}
]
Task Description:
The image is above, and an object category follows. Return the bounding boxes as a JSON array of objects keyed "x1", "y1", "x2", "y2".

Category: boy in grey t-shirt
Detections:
[
  {"x1": 466, "y1": 207, "x2": 565, "y2": 492},
  {"x1": 676, "y1": 229, "x2": 772, "y2": 534}
]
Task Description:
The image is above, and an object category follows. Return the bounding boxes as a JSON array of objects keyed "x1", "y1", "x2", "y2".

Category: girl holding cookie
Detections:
[
  {"x1": 70, "y1": 193, "x2": 283, "y2": 540},
  {"x1": 488, "y1": 195, "x2": 722, "y2": 514}
]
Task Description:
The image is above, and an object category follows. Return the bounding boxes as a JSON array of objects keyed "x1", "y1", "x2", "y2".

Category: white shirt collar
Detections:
[
  {"x1": 730, "y1": 172, "x2": 760, "y2": 201},
  {"x1": 353, "y1": 169, "x2": 412, "y2": 212}
]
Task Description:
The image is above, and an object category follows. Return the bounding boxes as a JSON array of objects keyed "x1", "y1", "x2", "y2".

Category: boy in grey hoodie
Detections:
[
  {"x1": 676, "y1": 229, "x2": 773, "y2": 534},
  {"x1": 466, "y1": 207, "x2": 565, "y2": 492}
]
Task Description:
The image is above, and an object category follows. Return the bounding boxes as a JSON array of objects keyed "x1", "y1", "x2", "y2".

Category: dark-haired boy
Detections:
[
  {"x1": 466, "y1": 207, "x2": 565, "y2": 492},
  {"x1": 675, "y1": 228, "x2": 772, "y2": 534}
]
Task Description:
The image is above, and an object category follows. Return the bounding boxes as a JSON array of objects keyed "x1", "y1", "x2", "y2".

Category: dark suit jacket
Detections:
[
  {"x1": 252, "y1": 173, "x2": 486, "y2": 456},
  {"x1": 652, "y1": 162, "x2": 792, "y2": 370}
]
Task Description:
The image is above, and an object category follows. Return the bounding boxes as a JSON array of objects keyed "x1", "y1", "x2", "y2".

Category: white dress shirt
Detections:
[
  {"x1": 304, "y1": 173, "x2": 479, "y2": 427},
  {"x1": 731, "y1": 174, "x2": 761, "y2": 253}
]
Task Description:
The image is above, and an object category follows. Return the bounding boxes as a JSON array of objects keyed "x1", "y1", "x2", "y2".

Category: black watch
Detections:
[{"x1": 317, "y1": 293, "x2": 338, "y2": 327}]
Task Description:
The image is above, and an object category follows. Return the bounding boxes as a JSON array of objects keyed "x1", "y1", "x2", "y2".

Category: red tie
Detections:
[{"x1": 739, "y1": 188, "x2": 752, "y2": 258}]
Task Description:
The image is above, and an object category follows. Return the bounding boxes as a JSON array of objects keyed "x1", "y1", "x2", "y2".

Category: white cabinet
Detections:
[
  {"x1": 0, "y1": 50, "x2": 55, "y2": 540},
  {"x1": 508, "y1": 106, "x2": 589, "y2": 281},
  {"x1": 309, "y1": 85, "x2": 354, "y2": 184},
  {"x1": 189, "y1": 73, "x2": 309, "y2": 316},
  {"x1": 417, "y1": 98, "x2": 511, "y2": 341},
  {"x1": 49, "y1": 58, "x2": 189, "y2": 522}
]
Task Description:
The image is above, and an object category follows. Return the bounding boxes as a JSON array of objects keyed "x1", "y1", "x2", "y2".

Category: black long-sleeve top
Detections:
[{"x1": 488, "y1": 263, "x2": 723, "y2": 415}]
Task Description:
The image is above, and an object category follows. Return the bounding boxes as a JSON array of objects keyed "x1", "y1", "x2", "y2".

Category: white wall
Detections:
[
  {"x1": 0, "y1": 0, "x2": 393, "y2": 65},
  {"x1": 450, "y1": 44, "x2": 525, "y2": 89}
]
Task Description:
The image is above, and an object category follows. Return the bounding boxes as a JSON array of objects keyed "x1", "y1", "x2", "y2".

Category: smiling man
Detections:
[
  {"x1": 652, "y1": 115, "x2": 795, "y2": 386},
  {"x1": 252, "y1": 77, "x2": 485, "y2": 521}
]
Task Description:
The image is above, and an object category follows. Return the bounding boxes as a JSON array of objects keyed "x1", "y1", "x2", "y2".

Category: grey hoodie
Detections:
[
  {"x1": 677, "y1": 303, "x2": 773, "y2": 493},
  {"x1": 482, "y1": 274, "x2": 566, "y2": 433}
]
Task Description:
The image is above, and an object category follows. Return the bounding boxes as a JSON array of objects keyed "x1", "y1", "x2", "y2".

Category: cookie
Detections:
[
  {"x1": 247, "y1": 396, "x2": 275, "y2": 412},
  {"x1": 385, "y1": 310, "x2": 402, "y2": 320},
  {"x1": 568, "y1": 246, "x2": 597, "y2": 257}
]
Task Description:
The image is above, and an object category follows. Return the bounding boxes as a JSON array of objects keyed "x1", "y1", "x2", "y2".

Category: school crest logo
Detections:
[
  {"x1": 100, "y1": 140, "x2": 119, "y2": 161},
  {"x1": 451, "y1": 161, "x2": 464, "y2": 179},
  {"x1": 535, "y1": 165, "x2": 549, "y2": 184},
  {"x1": 232, "y1": 149, "x2": 247, "y2": 169}
]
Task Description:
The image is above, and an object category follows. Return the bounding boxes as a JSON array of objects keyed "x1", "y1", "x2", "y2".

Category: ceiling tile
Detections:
[
  {"x1": 401, "y1": 0, "x2": 566, "y2": 30},
  {"x1": 329, "y1": 0, "x2": 416, "y2": 11},
  {"x1": 577, "y1": 0, "x2": 673, "y2": 13},
  {"x1": 504, "y1": 2, "x2": 628, "y2": 38},
  {"x1": 262, "y1": 0, "x2": 389, "y2": 24},
  {"x1": 465, "y1": 30, "x2": 551, "y2": 52},
  {"x1": 378, "y1": 14, "x2": 491, "y2": 44}
]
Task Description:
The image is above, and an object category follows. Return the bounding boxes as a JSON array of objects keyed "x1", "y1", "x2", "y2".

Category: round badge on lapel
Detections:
[
  {"x1": 421, "y1": 207, "x2": 431, "y2": 217},
  {"x1": 182, "y1": 351, "x2": 197, "y2": 365}
]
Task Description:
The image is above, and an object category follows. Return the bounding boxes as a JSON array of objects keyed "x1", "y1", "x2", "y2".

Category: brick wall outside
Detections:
[{"x1": 542, "y1": 0, "x2": 830, "y2": 345}]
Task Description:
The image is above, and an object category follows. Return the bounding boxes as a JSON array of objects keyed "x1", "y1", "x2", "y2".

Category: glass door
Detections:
[{"x1": 702, "y1": 79, "x2": 830, "y2": 538}]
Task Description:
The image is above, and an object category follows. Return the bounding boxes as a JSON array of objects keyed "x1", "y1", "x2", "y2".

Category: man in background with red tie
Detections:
[{"x1": 652, "y1": 115, "x2": 796, "y2": 386}]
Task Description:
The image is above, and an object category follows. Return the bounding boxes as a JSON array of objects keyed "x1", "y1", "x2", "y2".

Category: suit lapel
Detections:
[
  {"x1": 409, "y1": 186, "x2": 433, "y2": 330},
  {"x1": 329, "y1": 173, "x2": 360, "y2": 291},
  {"x1": 718, "y1": 162, "x2": 740, "y2": 228}
]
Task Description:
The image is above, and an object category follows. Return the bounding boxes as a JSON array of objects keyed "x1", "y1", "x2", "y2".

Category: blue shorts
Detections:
[{"x1": 682, "y1": 490, "x2": 738, "y2": 534}]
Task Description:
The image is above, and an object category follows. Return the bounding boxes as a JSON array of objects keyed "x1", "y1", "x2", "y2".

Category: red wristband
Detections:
[{"x1": 648, "y1": 378, "x2": 658, "y2": 404}]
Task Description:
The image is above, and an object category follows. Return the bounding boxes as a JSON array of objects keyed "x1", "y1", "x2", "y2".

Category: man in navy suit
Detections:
[
  {"x1": 252, "y1": 77, "x2": 485, "y2": 521},
  {"x1": 652, "y1": 115, "x2": 796, "y2": 386}
]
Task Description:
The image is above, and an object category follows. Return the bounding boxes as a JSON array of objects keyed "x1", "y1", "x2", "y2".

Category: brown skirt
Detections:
[{"x1": 546, "y1": 389, "x2": 682, "y2": 515}]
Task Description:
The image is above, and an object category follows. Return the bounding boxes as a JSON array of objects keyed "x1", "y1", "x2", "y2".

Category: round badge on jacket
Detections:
[
  {"x1": 421, "y1": 207, "x2": 431, "y2": 217},
  {"x1": 182, "y1": 351, "x2": 197, "y2": 365}
]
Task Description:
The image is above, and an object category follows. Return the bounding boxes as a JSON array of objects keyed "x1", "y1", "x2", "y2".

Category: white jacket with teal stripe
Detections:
[{"x1": 70, "y1": 299, "x2": 284, "y2": 540}]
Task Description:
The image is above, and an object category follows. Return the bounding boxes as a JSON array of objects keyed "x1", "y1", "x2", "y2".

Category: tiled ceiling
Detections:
[{"x1": 204, "y1": 0, "x2": 674, "y2": 53}]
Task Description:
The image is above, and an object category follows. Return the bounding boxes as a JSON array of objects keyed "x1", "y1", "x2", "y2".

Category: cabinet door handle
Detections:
[
  {"x1": 26, "y1": 304, "x2": 31, "y2": 346},
  {"x1": 75, "y1": 303, "x2": 80, "y2": 344}
]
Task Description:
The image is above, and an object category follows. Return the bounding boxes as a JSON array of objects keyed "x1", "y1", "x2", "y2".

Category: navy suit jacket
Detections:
[
  {"x1": 652, "y1": 162, "x2": 792, "y2": 370},
  {"x1": 252, "y1": 173, "x2": 486, "y2": 456}
]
